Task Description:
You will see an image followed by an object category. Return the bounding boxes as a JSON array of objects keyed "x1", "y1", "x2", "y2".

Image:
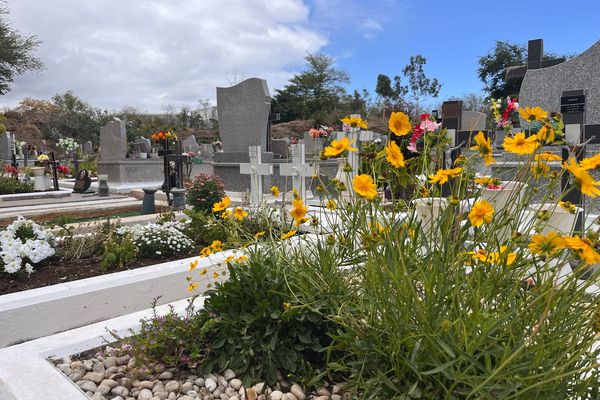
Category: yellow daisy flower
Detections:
[
  {"x1": 323, "y1": 137, "x2": 358, "y2": 158},
  {"x1": 385, "y1": 140, "x2": 405, "y2": 168},
  {"x1": 519, "y1": 106, "x2": 547, "y2": 122},
  {"x1": 271, "y1": 186, "x2": 280, "y2": 197},
  {"x1": 468, "y1": 200, "x2": 494, "y2": 227},
  {"x1": 212, "y1": 196, "x2": 231, "y2": 212},
  {"x1": 188, "y1": 259, "x2": 198, "y2": 272},
  {"x1": 503, "y1": 132, "x2": 540, "y2": 155},
  {"x1": 325, "y1": 199, "x2": 337, "y2": 210},
  {"x1": 233, "y1": 207, "x2": 248, "y2": 221},
  {"x1": 352, "y1": 174, "x2": 378, "y2": 200},
  {"x1": 563, "y1": 236, "x2": 600, "y2": 265},
  {"x1": 341, "y1": 115, "x2": 368, "y2": 129},
  {"x1": 529, "y1": 232, "x2": 565, "y2": 257},
  {"x1": 534, "y1": 152, "x2": 562, "y2": 162},
  {"x1": 470, "y1": 131, "x2": 495, "y2": 165},
  {"x1": 563, "y1": 157, "x2": 600, "y2": 197},
  {"x1": 428, "y1": 167, "x2": 463, "y2": 185},
  {"x1": 388, "y1": 111, "x2": 411, "y2": 136},
  {"x1": 290, "y1": 198, "x2": 308, "y2": 223},
  {"x1": 187, "y1": 283, "x2": 198, "y2": 292},
  {"x1": 281, "y1": 230, "x2": 297, "y2": 240}
]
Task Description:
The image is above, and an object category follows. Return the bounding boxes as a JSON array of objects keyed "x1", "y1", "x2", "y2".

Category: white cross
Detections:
[
  {"x1": 280, "y1": 143, "x2": 315, "y2": 201},
  {"x1": 240, "y1": 146, "x2": 273, "y2": 206}
]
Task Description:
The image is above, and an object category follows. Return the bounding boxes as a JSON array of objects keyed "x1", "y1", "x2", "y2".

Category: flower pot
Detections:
[
  {"x1": 480, "y1": 181, "x2": 527, "y2": 243},
  {"x1": 528, "y1": 203, "x2": 582, "y2": 235},
  {"x1": 411, "y1": 197, "x2": 449, "y2": 234},
  {"x1": 334, "y1": 157, "x2": 353, "y2": 200},
  {"x1": 30, "y1": 167, "x2": 46, "y2": 191}
]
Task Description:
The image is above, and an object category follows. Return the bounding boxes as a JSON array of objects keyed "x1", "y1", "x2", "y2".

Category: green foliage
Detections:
[
  {"x1": 273, "y1": 53, "x2": 350, "y2": 123},
  {"x1": 0, "y1": 113, "x2": 6, "y2": 134},
  {"x1": 100, "y1": 232, "x2": 138, "y2": 271},
  {"x1": 186, "y1": 173, "x2": 226, "y2": 213},
  {"x1": 109, "y1": 297, "x2": 212, "y2": 371},
  {"x1": 478, "y1": 41, "x2": 527, "y2": 99},
  {"x1": 402, "y1": 55, "x2": 441, "y2": 116},
  {"x1": 199, "y1": 249, "x2": 336, "y2": 385},
  {"x1": 182, "y1": 209, "x2": 228, "y2": 244},
  {"x1": 54, "y1": 223, "x2": 105, "y2": 262},
  {"x1": 0, "y1": 175, "x2": 33, "y2": 194},
  {"x1": 375, "y1": 74, "x2": 408, "y2": 111},
  {"x1": 0, "y1": 1, "x2": 43, "y2": 95}
]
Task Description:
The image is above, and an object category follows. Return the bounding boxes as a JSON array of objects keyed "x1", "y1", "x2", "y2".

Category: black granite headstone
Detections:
[{"x1": 73, "y1": 169, "x2": 92, "y2": 193}]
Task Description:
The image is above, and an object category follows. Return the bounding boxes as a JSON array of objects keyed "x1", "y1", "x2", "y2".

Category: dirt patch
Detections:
[{"x1": 0, "y1": 251, "x2": 196, "y2": 296}]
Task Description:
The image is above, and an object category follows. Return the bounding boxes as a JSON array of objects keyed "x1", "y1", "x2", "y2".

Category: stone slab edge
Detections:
[
  {"x1": 0, "y1": 298, "x2": 196, "y2": 400},
  {"x1": 0, "y1": 251, "x2": 233, "y2": 348}
]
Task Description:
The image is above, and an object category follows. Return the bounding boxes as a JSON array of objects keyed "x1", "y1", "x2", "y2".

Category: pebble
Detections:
[
  {"x1": 90, "y1": 394, "x2": 107, "y2": 400},
  {"x1": 331, "y1": 384, "x2": 342, "y2": 394},
  {"x1": 213, "y1": 388, "x2": 222, "y2": 397},
  {"x1": 84, "y1": 372, "x2": 105, "y2": 384},
  {"x1": 138, "y1": 380, "x2": 154, "y2": 390},
  {"x1": 111, "y1": 386, "x2": 129, "y2": 397},
  {"x1": 223, "y1": 369, "x2": 236, "y2": 380},
  {"x1": 246, "y1": 387, "x2": 257, "y2": 400},
  {"x1": 179, "y1": 396, "x2": 194, "y2": 400},
  {"x1": 93, "y1": 361, "x2": 106, "y2": 373},
  {"x1": 78, "y1": 380, "x2": 97, "y2": 392},
  {"x1": 205, "y1": 378, "x2": 217, "y2": 392},
  {"x1": 204, "y1": 373, "x2": 218, "y2": 382},
  {"x1": 230, "y1": 396, "x2": 239, "y2": 400},
  {"x1": 101, "y1": 379, "x2": 118, "y2": 389},
  {"x1": 138, "y1": 388, "x2": 154, "y2": 400},
  {"x1": 194, "y1": 378, "x2": 205, "y2": 387},
  {"x1": 187, "y1": 390, "x2": 198, "y2": 398},
  {"x1": 83, "y1": 359, "x2": 94, "y2": 370},
  {"x1": 164, "y1": 380, "x2": 180, "y2": 393},
  {"x1": 331, "y1": 395, "x2": 341, "y2": 400},
  {"x1": 111, "y1": 396, "x2": 124, "y2": 400},
  {"x1": 290, "y1": 384, "x2": 305, "y2": 400},
  {"x1": 316, "y1": 388, "x2": 330, "y2": 397},
  {"x1": 181, "y1": 381, "x2": 194, "y2": 392},
  {"x1": 229, "y1": 379, "x2": 242, "y2": 391},
  {"x1": 154, "y1": 392, "x2": 168, "y2": 399},
  {"x1": 314, "y1": 396, "x2": 330, "y2": 400},
  {"x1": 219, "y1": 394, "x2": 229, "y2": 400},
  {"x1": 225, "y1": 387, "x2": 237, "y2": 396},
  {"x1": 282, "y1": 394, "x2": 297, "y2": 400},
  {"x1": 69, "y1": 371, "x2": 84, "y2": 382},
  {"x1": 168, "y1": 393, "x2": 177, "y2": 400},
  {"x1": 103, "y1": 357, "x2": 118, "y2": 368},
  {"x1": 252, "y1": 382, "x2": 265, "y2": 394},
  {"x1": 96, "y1": 384, "x2": 112, "y2": 395},
  {"x1": 218, "y1": 375, "x2": 228, "y2": 388},
  {"x1": 158, "y1": 371, "x2": 174, "y2": 380},
  {"x1": 270, "y1": 391, "x2": 283, "y2": 400}
]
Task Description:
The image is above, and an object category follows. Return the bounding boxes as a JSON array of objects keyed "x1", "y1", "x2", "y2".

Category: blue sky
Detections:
[
  {"x1": 0, "y1": 0, "x2": 598, "y2": 111},
  {"x1": 311, "y1": 0, "x2": 600, "y2": 102}
]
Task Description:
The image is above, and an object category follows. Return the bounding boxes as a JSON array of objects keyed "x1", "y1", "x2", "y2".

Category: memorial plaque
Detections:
[{"x1": 72, "y1": 169, "x2": 93, "y2": 193}]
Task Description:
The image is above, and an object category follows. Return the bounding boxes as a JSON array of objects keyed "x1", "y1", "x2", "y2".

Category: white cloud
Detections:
[
  {"x1": 0, "y1": 0, "x2": 327, "y2": 112},
  {"x1": 359, "y1": 18, "x2": 384, "y2": 40}
]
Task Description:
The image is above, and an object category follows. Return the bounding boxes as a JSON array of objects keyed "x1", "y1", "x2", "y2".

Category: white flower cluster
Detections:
[
  {"x1": 57, "y1": 137, "x2": 78, "y2": 152},
  {"x1": 116, "y1": 221, "x2": 192, "y2": 257},
  {"x1": 1, "y1": 217, "x2": 56, "y2": 274}
]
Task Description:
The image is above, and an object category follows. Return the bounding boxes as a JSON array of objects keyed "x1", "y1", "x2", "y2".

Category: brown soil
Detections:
[{"x1": 0, "y1": 252, "x2": 195, "y2": 296}]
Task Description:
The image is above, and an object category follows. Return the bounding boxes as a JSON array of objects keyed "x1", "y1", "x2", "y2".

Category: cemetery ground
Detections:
[{"x1": 3, "y1": 75, "x2": 600, "y2": 397}]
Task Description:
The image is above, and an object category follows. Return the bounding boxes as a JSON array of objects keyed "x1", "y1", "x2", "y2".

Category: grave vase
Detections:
[
  {"x1": 528, "y1": 203, "x2": 582, "y2": 235},
  {"x1": 97, "y1": 174, "x2": 110, "y2": 196},
  {"x1": 411, "y1": 197, "x2": 449, "y2": 235},
  {"x1": 334, "y1": 157, "x2": 352, "y2": 200},
  {"x1": 30, "y1": 166, "x2": 46, "y2": 191},
  {"x1": 480, "y1": 181, "x2": 527, "y2": 243}
]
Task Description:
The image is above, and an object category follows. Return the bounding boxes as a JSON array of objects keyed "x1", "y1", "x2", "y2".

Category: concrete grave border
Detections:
[{"x1": 0, "y1": 251, "x2": 233, "y2": 348}]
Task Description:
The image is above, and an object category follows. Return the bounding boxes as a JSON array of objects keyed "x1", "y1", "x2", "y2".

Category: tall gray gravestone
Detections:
[
  {"x1": 182, "y1": 135, "x2": 201, "y2": 153},
  {"x1": 99, "y1": 121, "x2": 127, "y2": 161},
  {"x1": 215, "y1": 78, "x2": 271, "y2": 160},
  {"x1": 0, "y1": 132, "x2": 12, "y2": 161}
]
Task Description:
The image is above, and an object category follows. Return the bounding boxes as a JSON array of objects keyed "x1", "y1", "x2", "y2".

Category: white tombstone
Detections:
[
  {"x1": 565, "y1": 124, "x2": 581, "y2": 145},
  {"x1": 280, "y1": 143, "x2": 315, "y2": 202},
  {"x1": 347, "y1": 114, "x2": 361, "y2": 179},
  {"x1": 239, "y1": 146, "x2": 273, "y2": 206}
]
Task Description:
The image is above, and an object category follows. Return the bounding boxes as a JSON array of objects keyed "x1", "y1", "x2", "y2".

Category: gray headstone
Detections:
[
  {"x1": 100, "y1": 121, "x2": 126, "y2": 161},
  {"x1": 182, "y1": 135, "x2": 201, "y2": 153},
  {"x1": 216, "y1": 78, "x2": 271, "y2": 153},
  {"x1": 303, "y1": 132, "x2": 324, "y2": 156},
  {"x1": 520, "y1": 39, "x2": 600, "y2": 124},
  {"x1": 82, "y1": 141, "x2": 93, "y2": 155},
  {"x1": 270, "y1": 138, "x2": 288, "y2": 159},
  {"x1": 0, "y1": 132, "x2": 12, "y2": 160},
  {"x1": 461, "y1": 111, "x2": 487, "y2": 131},
  {"x1": 200, "y1": 143, "x2": 214, "y2": 159},
  {"x1": 360, "y1": 130, "x2": 374, "y2": 141}
]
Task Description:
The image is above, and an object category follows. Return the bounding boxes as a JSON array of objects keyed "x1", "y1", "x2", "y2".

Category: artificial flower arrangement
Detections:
[
  {"x1": 57, "y1": 137, "x2": 78, "y2": 154},
  {"x1": 0, "y1": 216, "x2": 55, "y2": 275},
  {"x1": 490, "y1": 96, "x2": 520, "y2": 132},
  {"x1": 151, "y1": 130, "x2": 178, "y2": 144}
]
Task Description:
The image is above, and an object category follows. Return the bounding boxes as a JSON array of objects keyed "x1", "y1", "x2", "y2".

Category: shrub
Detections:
[
  {"x1": 0, "y1": 175, "x2": 33, "y2": 195},
  {"x1": 100, "y1": 232, "x2": 138, "y2": 271},
  {"x1": 198, "y1": 249, "x2": 337, "y2": 385},
  {"x1": 0, "y1": 216, "x2": 55, "y2": 274},
  {"x1": 186, "y1": 174, "x2": 225, "y2": 213},
  {"x1": 109, "y1": 297, "x2": 212, "y2": 371},
  {"x1": 116, "y1": 221, "x2": 193, "y2": 258}
]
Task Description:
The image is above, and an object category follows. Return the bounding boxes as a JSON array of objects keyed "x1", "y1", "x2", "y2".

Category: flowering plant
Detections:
[
  {"x1": 490, "y1": 96, "x2": 520, "y2": 132},
  {"x1": 0, "y1": 216, "x2": 55, "y2": 275},
  {"x1": 308, "y1": 125, "x2": 333, "y2": 138},
  {"x1": 36, "y1": 154, "x2": 49, "y2": 163},
  {"x1": 116, "y1": 221, "x2": 193, "y2": 259},
  {"x1": 57, "y1": 137, "x2": 78, "y2": 153},
  {"x1": 186, "y1": 173, "x2": 226, "y2": 213},
  {"x1": 56, "y1": 165, "x2": 70, "y2": 176}
]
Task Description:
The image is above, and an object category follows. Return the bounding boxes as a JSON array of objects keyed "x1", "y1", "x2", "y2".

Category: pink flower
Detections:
[
  {"x1": 420, "y1": 119, "x2": 441, "y2": 133},
  {"x1": 309, "y1": 128, "x2": 321, "y2": 138},
  {"x1": 407, "y1": 141, "x2": 418, "y2": 153}
]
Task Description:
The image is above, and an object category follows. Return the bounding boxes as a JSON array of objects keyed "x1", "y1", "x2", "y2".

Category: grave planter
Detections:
[
  {"x1": 30, "y1": 166, "x2": 46, "y2": 191},
  {"x1": 411, "y1": 197, "x2": 449, "y2": 234},
  {"x1": 481, "y1": 181, "x2": 527, "y2": 242},
  {"x1": 528, "y1": 203, "x2": 582, "y2": 235}
]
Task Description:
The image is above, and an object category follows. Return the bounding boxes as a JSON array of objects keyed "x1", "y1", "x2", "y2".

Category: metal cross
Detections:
[
  {"x1": 279, "y1": 143, "x2": 315, "y2": 202},
  {"x1": 239, "y1": 146, "x2": 273, "y2": 206}
]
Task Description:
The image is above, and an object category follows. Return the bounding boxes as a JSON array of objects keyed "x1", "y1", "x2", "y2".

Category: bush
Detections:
[
  {"x1": 198, "y1": 249, "x2": 337, "y2": 385},
  {"x1": 116, "y1": 221, "x2": 193, "y2": 258},
  {"x1": 0, "y1": 175, "x2": 33, "y2": 195},
  {"x1": 100, "y1": 232, "x2": 138, "y2": 271},
  {"x1": 0, "y1": 216, "x2": 55, "y2": 274},
  {"x1": 186, "y1": 174, "x2": 225, "y2": 213}
]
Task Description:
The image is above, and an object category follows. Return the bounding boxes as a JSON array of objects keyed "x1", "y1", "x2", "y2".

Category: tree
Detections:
[
  {"x1": 45, "y1": 91, "x2": 104, "y2": 144},
  {"x1": 0, "y1": 1, "x2": 43, "y2": 95},
  {"x1": 375, "y1": 74, "x2": 408, "y2": 116},
  {"x1": 477, "y1": 41, "x2": 526, "y2": 100},
  {"x1": 273, "y1": 53, "x2": 350, "y2": 123},
  {"x1": 402, "y1": 55, "x2": 441, "y2": 117},
  {"x1": 0, "y1": 112, "x2": 6, "y2": 134}
]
